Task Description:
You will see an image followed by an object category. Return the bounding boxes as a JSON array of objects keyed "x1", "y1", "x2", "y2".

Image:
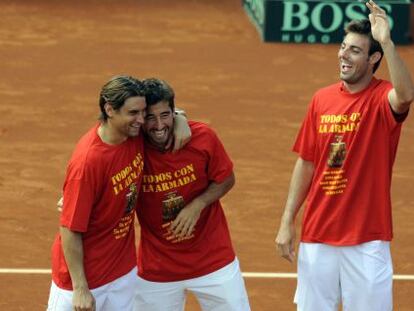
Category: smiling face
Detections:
[
  {"x1": 106, "y1": 95, "x2": 146, "y2": 141},
  {"x1": 338, "y1": 32, "x2": 374, "y2": 86},
  {"x1": 143, "y1": 100, "x2": 174, "y2": 150}
]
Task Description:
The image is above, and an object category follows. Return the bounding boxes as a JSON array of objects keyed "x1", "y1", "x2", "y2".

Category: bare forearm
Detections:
[
  {"x1": 193, "y1": 172, "x2": 235, "y2": 209},
  {"x1": 275, "y1": 157, "x2": 313, "y2": 263},
  {"x1": 280, "y1": 158, "x2": 314, "y2": 225},
  {"x1": 383, "y1": 41, "x2": 414, "y2": 106},
  {"x1": 60, "y1": 226, "x2": 88, "y2": 290},
  {"x1": 366, "y1": 1, "x2": 414, "y2": 112},
  {"x1": 171, "y1": 172, "x2": 235, "y2": 237}
]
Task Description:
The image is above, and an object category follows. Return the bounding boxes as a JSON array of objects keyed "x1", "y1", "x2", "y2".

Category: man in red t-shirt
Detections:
[
  {"x1": 47, "y1": 76, "x2": 147, "y2": 311},
  {"x1": 133, "y1": 78, "x2": 250, "y2": 310},
  {"x1": 275, "y1": 1, "x2": 414, "y2": 310}
]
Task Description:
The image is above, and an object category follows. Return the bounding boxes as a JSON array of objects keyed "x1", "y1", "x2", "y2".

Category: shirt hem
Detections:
[
  {"x1": 52, "y1": 263, "x2": 137, "y2": 290},
  {"x1": 301, "y1": 234, "x2": 393, "y2": 246},
  {"x1": 138, "y1": 255, "x2": 235, "y2": 283}
]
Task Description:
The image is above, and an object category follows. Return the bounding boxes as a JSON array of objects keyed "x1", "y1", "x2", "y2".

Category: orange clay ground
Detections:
[{"x1": 0, "y1": 1, "x2": 413, "y2": 310}]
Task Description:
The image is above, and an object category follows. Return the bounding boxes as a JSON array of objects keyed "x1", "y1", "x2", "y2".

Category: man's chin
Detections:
[
  {"x1": 147, "y1": 137, "x2": 166, "y2": 148},
  {"x1": 129, "y1": 129, "x2": 141, "y2": 137},
  {"x1": 149, "y1": 135, "x2": 175, "y2": 150},
  {"x1": 339, "y1": 74, "x2": 354, "y2": 84}
]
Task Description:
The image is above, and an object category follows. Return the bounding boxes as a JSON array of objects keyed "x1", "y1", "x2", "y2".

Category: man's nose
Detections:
[
  {"x1": 339, "y1": 48, "x2": 349, "y2": 59},
  {"x1": 155, "y1": 118, "x2": 163, "y2": 130},
  {"x1": 136, "y1": 113, "x2": 145, "y2": 124}
]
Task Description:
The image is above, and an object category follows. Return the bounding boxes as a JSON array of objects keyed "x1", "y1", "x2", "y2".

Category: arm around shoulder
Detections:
[{"x1": 173, "y1": 111, "x2": 191, "y2": 152}]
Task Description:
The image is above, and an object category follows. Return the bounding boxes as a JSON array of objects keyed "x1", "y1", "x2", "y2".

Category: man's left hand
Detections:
[{"x1": 170, "y1": 200, "x2": 203, "y2": 238}]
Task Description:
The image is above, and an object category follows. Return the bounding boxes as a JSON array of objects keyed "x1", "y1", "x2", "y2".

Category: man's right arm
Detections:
[
  {"x1": 275, "y1": 157, "x2": 314, "y2": 262},
  {"x1": 170, "y1": 172, "x2": 235, "y2": 238},
  {"x1": 60, "y1": 226, "x2": 95, "y2": 311},
  {"x1": 366, "y1": 0, "x2": 414, "y2": 114}
]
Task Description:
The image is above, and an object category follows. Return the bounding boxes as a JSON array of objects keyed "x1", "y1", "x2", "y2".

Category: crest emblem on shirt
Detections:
[
  {"x1": 162, "y1": 191, "x2": 185, "y2": 223},
  {"x1": 125, "y1": 183, "x2": 138, "y2": 214},
  {"x1": 327, "y1": 135, "x2": 346, "y2": 168},
  {"x1": 161, "y1": 191, "x2": 194, "y2": 243}
]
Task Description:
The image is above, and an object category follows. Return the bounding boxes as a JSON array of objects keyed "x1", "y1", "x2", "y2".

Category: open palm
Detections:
[{"x1": 366, "y1": 0, "x2": 390, "y2": 44}]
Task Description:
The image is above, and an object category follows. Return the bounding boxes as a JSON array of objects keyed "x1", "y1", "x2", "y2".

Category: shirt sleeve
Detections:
[
  {"x1": 378, "y1": 81, "x2": 408, "y2": 128},
  {"x1": 293, "y1": 97, "x2": 318, "y2": 162},
  {"x1": 204, "y1": 127, "x2": 233, "y2": 183},
  {"x1": 60, "y1": 160, "x2": 96, "y2": 232}
]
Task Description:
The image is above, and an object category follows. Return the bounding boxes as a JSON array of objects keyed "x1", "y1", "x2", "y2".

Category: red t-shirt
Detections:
[
  {"x1": 137, "y1": 121, "x2": 235, "y2": 282},
  {"x1": 51, "y1": 124, "x2": 144, "y2": 289},
  {"x1": 294, "y1": 78, "x2": 407, "y2": 245}
]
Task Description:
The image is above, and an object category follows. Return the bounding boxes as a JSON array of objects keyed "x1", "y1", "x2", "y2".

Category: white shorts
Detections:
[
  {"x1": 134, "y1": 257, "x2": 250, "y2": 311},
  {"x1": 294, "y1": 241, "x2": 393, "y2": 311},
  {"x1": 47, "y1": 267, "x2": 139, "y2": 311}
]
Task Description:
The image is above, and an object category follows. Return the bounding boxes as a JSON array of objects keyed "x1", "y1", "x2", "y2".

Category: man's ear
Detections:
[
  {"x1": 369, "y1": 51, "x2": 382, "y2": 67},
  {"x1": 104, "y1": 102, "x2": 115, "y2": 118}
]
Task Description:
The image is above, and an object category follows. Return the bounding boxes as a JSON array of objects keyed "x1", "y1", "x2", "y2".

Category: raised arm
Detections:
[
  {"x1": 367, "y1": 0, "x2": 414, "y2": 114},
  {"x1": 171, "y1": 172, "x2": 235, "y2": 238},
  {"x1": 60, "y1": 226, "x2": 96, "y2": 311},
  {"x1": 275, "y1": 157, "x2": 314, "y2": 263}
]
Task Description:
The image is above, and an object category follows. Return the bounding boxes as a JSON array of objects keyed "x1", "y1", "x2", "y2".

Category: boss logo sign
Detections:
[
  {"x1": 281, "y1": 1, "x2": 392, "y2": 43},
  {"x1": 243, "y1": 0, "x2": 411, "y2": 44}
]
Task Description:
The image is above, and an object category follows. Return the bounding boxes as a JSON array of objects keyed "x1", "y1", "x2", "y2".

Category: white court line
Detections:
[
  {"x1": 242, "y1": 272, "x2": 414, "y2": 281},
  {"x1": 1, "y1": 269, "x2": 414, "y2": 280},
  {"x1": 0, "y1": 269, "x2": 51, "y2": 274},
  {"x1": 243, "y1": 272, "x2": 297, "y2": 279}
]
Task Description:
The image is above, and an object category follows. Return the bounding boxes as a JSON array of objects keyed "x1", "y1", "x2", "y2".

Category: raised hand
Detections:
[{"x1": 366, "y1": 0, "x2": 391, "y2": 44}]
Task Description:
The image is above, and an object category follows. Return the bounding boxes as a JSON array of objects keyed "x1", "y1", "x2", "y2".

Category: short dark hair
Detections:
[
  {"x1": 344, "y1": 19, "x2": 383, "y2": 73},
  {"x1": 99, "y1": 75, "x2": 145, "y2": 121},
  {"x1": 143, "y1": 78, "x2": 175, "y2": 111}
]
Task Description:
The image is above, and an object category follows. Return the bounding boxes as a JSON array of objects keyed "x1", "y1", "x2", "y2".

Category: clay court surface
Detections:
[{"x1": 1, "y1": 0, "x2": 413, "y2": 310}]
